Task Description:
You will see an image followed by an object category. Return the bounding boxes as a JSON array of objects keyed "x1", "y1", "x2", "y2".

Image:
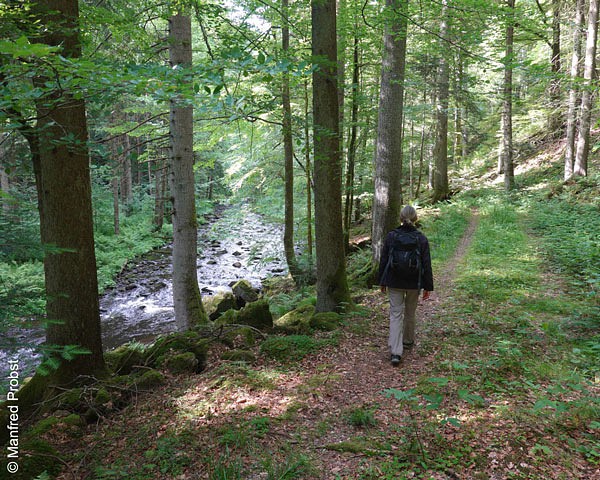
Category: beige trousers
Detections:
[{"x1": 388, "y1": 288, "x2": 420, "y2": 356}]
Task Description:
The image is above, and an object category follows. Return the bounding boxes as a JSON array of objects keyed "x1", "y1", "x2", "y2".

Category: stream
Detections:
[{"x1": 0, "y1": 204, "x2": 287, "y2": 380}]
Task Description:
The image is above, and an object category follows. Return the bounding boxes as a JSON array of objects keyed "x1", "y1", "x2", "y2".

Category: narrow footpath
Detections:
[{"x1": 267, "y1": 212, "x2": 481, "y2": 478}]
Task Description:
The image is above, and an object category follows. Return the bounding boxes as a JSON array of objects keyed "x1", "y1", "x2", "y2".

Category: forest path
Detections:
[{"x1": 281, "y1": 211, "x2": 481, "y2": 477}]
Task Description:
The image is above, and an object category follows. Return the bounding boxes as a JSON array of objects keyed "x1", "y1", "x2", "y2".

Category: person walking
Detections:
[{"x1": 378, "y1": 205, "x2": 433, "y2": 366}]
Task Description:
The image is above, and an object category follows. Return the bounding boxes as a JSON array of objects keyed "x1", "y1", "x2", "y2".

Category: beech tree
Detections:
[
  {"x1": 564, "y1": 0, "x2": 586, "y2": 181},
  {"x1": 502, "y1": 0, "x2": 515, "y2": 190},
  {"x1": 311, "y1": 0, "x2": 351, "y2": 312},
  {"x1": 432, "y1": 0, "x2": 450, "y2": 202},
  {"x1": 371, "y1": 0, "x2": 409, "y2": 266},
  {"x1": 573, "y1": 0, "x2": 599, "y2": 177},
  {"x1": 168, "y1": 11, "x2": 208, "y2": 330},
  {"x1": 281, "y1": 0, "x2": 302, "y2": 283}
]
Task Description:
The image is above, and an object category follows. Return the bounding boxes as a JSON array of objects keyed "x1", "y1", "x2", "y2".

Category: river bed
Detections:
[{"x1": 0, "y1": 204, "x2": 286, "y2": 380}]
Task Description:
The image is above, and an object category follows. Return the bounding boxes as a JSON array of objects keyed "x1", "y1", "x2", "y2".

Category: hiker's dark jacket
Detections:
[{"x1": 377, "y1": 224, "x2": 434, "y2": 291}]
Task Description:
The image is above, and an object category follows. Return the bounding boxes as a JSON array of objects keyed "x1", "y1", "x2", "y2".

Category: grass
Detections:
[
  {"x1": 379, "y1": 192, "x2": 600, "y2": 478},
  {"x1": 12, "y1": 148, "x2": 599, "y2": 478}
]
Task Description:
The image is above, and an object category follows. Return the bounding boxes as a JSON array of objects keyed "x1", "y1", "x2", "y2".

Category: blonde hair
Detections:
[{"x1": 400, "y1": 205, "x2": 418, "y2": 225}]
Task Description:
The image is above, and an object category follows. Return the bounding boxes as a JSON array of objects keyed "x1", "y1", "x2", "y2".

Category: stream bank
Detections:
[{"x1": 0, "y1": 204, "x2": 287, "y2": 379}]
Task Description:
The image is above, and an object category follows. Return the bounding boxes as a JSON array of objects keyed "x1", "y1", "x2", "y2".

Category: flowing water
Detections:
[{"x1": 0, "y1": 205, "x2": 286, "y2": 380}]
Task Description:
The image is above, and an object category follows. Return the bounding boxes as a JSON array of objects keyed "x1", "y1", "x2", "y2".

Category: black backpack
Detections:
[{"x1": 383, "y1": 229, "x2": 422, "y2": 285}]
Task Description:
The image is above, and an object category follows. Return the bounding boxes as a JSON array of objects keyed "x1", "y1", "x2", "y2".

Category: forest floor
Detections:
[{"x1": 49, "y1": 202, "x2": 599, "y2": 480}]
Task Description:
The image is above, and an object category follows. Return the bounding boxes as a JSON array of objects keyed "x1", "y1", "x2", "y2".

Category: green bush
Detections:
[{"x1": 527, "y1": 198, "x2": 600, "y2": 293}]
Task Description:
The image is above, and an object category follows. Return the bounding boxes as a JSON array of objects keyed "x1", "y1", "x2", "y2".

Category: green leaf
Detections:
[
  {"x1": 383, "y1": 388, "x2": 416, "y2": 401},
  {"x1": 423, "y1": 393, "x2": 444, "y2": 409},
  {"x1": 427, "y1": 377, "x2": 449, "y2": 386}
]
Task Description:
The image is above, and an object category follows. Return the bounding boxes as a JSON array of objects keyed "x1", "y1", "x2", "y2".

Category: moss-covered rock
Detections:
[
  {"x1": 133, "y1": 369, "x2": 165, "y2": 389},
  {"x1": 221, "y1": 349, "x2": 256, "y2": 363},
  {"x1": 57, "y1": 387, "x2": 84, "y2": 411},
  {"x1": 231, "y1": 279, "x2": 259, "y2": 307},
  {"x1": 145, "y1": 331, "x2": 208, "y2": 372},
  {"x1": 160, "y1": 352, "x2": 199, "y2": 374},
  {"x1": 310, "y1": 312, "x2": 342, "y2": 331},
  {"x1": 236, "y1": 299, "x2": 273, "y2": 331},
  {"x1": 94, "y1": 387, "x2": 111, "y2": 406},
  {"x1": 8, "y1": 439, "x2": 62, "y2": 479},
  {"x1": 203, "y1": 291, "x2": 237, "y2": 320},
  {"x1": 104, "y1": 344, "x2": 145, "y2": 374},
  {"x1": 213, "y1": 308, "x2": 239, "y2": 327},
  {"x1": 274, "y1": 304, "x2": 315, "y2": 334},
  {"x1": 28, "y1": 413, "x2": 84, "y2": 437}
]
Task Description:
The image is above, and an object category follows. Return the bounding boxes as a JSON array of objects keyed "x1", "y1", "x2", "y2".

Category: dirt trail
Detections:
[{"x1": 285, "y1": 211, "x2": 481, "y2": 477}]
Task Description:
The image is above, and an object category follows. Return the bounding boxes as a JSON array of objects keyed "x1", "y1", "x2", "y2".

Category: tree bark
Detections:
[
  {"x1": 344, "y1": 33, "x2": 360, "y2": 238},
  {"x1": 32, "y1": 0, "x2": 105, "y2": 381},
  {"x1": 502, "y1": 0, "x2": 515, "y2": 190},
  {"x1": 0, "y1": 163, "x2": 10, "y2": 215},
  {"x1": 281, "y1": 0, "x2": 301, "y2": 283},
  {"x1": 304, "y1": 80, "x2": 313, "y2": 258},
  {"x1": 432, "y1": 0, "x2": 450, "y2": 202},
  {"x1": 574, "y1": 0, "x2": 599, "y2": 177},
  {"x1": 112, "y1": 175, "x2": 120, "y2": 236},
  {"x1": 153, "y1": 157, "x2": 166, "y2": 231},
  {"x1": 547, "y1": 0, "x2": 562, "y2": 133},
  {"x1": 120, "y1": 134, "x2": 133, "y2": 214},
  {"x1": 311, "y1": 0, "x2": 351, "y2": 312},
  {"x1": 372, "y1": 0, "x2": 409, "y2": 267},
  {"x1": 169, "y1": 13, "x2": 207, "y2": 330},
  {"x1": 564, "y1": 0, "x2": 585, "y2": 181}
]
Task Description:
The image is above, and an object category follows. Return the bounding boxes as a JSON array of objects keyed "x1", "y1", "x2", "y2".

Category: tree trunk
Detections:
[
  {"x1": 0, "y1": 164, "x2": 10, "y2": 215},
  {"x1": 344, "y1": 33, "x2": 360, "y2": 238},
  {"x1": 574, "y1": 0, "x2": 599, "y2": 177},
  {"x1": 432, "y1": 0, "x2": 450, "y2": 202},
  {"x1": 304, "y1": 80, "x2": 313, "y2": 258},
  {"x1": 281, "y1": 0, "x2": 301, "y2": 282},
  {"x1": 372, "y1": 0, "x2": 409, "y2": 267},
  {"x1": 120, "y1": 134, "x2": 133, "y2": 215},
  {"x1": 110, "y1": 135, "x2": 121, "y2": 235},
  {"x1": 311, "y1": 0, "x2": 351, "y2": 312},
  {"x1": 169, "y1": 13, "x2": 207, "y2": 330},
  {"x1": 112, "y1": 175, "x2": 120, "y2": 236},
  {"x1": 153, "y1": 158, "x2": 166, "y2": 231},
  {"x1": 32, "y1": 0, "x2": 105, "y2": 382},
  {"x1": 564, "y1": 0, "x2": 585, "y2": 181},
  {"x1": 502, "y1": 0, "x2": 515, "y2": 190},
  {"x1": 548, "y1": 0, "x2": 562, "y2": 133}
]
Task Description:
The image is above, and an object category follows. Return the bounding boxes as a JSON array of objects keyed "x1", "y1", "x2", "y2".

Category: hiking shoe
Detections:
[{"x1": 391, "y1": 355, "x2": 401, "y2": 366}]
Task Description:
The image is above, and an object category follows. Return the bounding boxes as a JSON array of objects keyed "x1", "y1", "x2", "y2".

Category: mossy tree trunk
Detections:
[
  {"x1": 311, "y1": 0, "x2": 351, "y2": 312},
  {"x1": 168, "y1": 12, "x2": 208, "y2": 330}
]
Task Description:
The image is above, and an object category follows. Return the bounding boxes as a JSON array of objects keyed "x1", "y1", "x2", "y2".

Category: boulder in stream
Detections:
[
  {"x1": 203, "y1": 291, "x2": 237, "y2": 320},
  {"x1": 231, "y1": 279, "x2": 259, "y2": 308}
]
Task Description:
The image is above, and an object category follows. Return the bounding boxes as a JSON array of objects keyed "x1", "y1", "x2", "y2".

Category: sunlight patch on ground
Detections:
[{"x1": 173, "y1": 369, "x2": 308, "y2": 425}]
